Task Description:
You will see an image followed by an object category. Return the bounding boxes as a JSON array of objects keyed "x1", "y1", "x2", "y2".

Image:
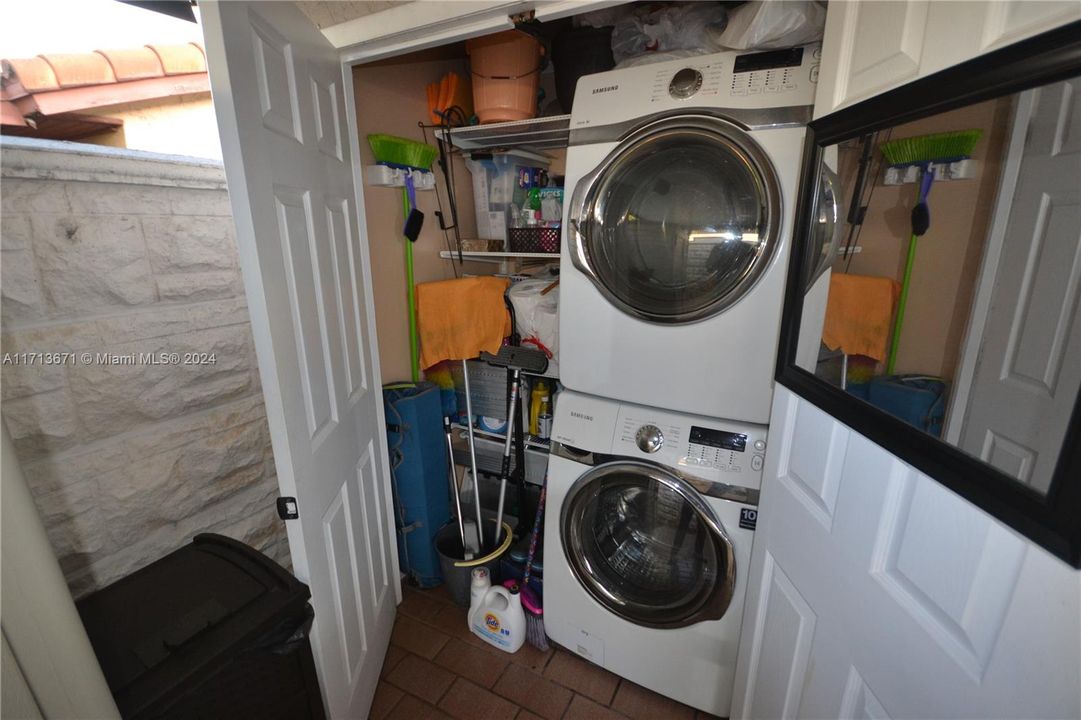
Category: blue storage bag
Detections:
[{"x1": 383, "y1": 382, "x2": 452, "y2": 587}]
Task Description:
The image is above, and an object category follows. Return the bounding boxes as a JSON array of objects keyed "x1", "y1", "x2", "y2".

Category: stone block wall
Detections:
[{"x1": 1, "y1": 140, "x2": 289, "y2": 598}]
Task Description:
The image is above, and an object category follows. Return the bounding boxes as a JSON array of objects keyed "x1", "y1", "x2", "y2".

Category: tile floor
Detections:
[{"x1": 372, "y1": 583, "x2": 723, "y2": 720}]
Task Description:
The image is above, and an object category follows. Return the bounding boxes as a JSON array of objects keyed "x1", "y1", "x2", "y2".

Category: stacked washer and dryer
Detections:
[{"x1": 546, "y1": 45, "x2": 822, "y2": 716}]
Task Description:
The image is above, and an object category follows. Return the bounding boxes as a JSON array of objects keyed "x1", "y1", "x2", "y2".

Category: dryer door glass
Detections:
[
  {"x1": 574, "y1": 121, "x2": 780, "y2": 323},
  {"x1": 561, "y1": 462, "x2": 736, "y2": 628}
]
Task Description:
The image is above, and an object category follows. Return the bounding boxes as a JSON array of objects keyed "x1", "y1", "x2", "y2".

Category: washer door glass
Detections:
[
  {"x1": 561, "y1": 462, "x2": 735, "y2": 628},
  {"x1": 573, "y1": 120, "x2": 780, "y2": 323}
]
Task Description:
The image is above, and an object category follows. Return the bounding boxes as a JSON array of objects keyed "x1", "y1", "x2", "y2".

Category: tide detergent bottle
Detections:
[{"x1": 468, "y1": 567, "x2": 525, "y2": 653}]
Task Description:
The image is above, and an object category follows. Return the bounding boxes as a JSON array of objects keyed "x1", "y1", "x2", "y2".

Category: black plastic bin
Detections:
[{"x1": 76, "y1": 533, "x2": 326, "y2": 720}]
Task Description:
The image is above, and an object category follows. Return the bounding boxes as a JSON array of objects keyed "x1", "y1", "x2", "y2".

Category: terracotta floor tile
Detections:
[
  {"x1": 386, "y1": 694, "x2": 452, "y2": 720},
  {"x1": 504, "y1": 638, "x2": 554, "y2": 673},
  {"x1": 385, "y1": 653, "x2": 456, "y2": 705},
  {"x1": 434, "y1": 637, "x2": 511, "y2": 689},
  {"x1": 400, "y1": 586, "x2": 447, "y2": 622},
  {"x1": 564, "y1": 694, "x2": 631, "y2": 720},
  {"x1": 391, "y1": 614, "x2": 450, "y2": 659},
  {"x1": 439, "y1": 677, "x2": 519, "y2": 720},
  {"x1": 381, "y1": 645, "x2": 407, "y2": 679},
  {"x1": 370, "y1": 680, "x2": 404, "y2": 720},
  {"x1": 425, "y1": 583, "x2": 463, "y2": 608},
  {"x1": 492, "y1": 664, "x2": 573, "y2": 720},
  {"x1": 515, "y1": 711, "x2": 545, "y2": 720},
  {"x1": 543, "y1": 649, "x2": 620, "y2": 705},
  {"x1": 611, "y1": 680, "x2": 697, "y2": 720},
  {"x1": 429, "y1": 603, "x2": 491, "y2": 649}
]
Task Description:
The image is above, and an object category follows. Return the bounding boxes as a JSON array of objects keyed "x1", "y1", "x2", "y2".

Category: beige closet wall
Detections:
[
  {"x1": 353, "y1": 52, "x2": 491, "y2": 384},
  {"x1": 835, "y1": 97, "x2": 1011, "y2": 380}
]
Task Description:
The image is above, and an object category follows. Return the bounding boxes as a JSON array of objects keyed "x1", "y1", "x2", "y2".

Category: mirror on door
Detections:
[{"x1": 795, "y1": 76, "x2": 1080, "y2": 498}]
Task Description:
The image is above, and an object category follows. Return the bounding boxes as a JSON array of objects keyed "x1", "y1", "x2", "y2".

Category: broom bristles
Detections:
[
  {"x1": 880, "y1": 129, "x2": 983, "y2": 167},
  {"x1": 367, "y1": 133, "x2": 438, "y2": 171},
  {"x1": 525, "y1": 610, "x2": 548, "y2": 651}
]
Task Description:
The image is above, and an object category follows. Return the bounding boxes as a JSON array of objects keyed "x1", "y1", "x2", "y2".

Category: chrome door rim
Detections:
[
  {"x1": 560, "y1": 460, "x2": 737, "y2": 629},
  {"x1": 568, "y1": 115, "x2": 783, "y2": 324}
]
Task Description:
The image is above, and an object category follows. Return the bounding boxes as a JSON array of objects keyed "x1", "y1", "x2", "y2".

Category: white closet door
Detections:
[
  {"x1": 731, "y1": 387, "x2": 1080, "y2": 719},
  {"x1": 201, "y1": 3, "x2": 398, "y2": 717}
]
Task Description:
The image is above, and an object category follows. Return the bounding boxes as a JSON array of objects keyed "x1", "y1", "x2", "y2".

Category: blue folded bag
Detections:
[{"x1": 863, "y1": 374, "x2": 948, "y2": 438}]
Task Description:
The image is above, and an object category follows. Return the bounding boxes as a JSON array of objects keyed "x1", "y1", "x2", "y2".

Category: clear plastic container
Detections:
[{"x1": 465, "y1": 152, "x2": 550, "y2": 243}]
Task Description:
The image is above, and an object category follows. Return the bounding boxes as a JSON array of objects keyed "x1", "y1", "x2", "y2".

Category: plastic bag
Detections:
[
  {"x1": 715, "y1": 1, "x2": 826, "y2": 51},
  {"x1": 507, "y1": 280, "x2": 559, "y2": 363},
  {"x1": 579, "y1": 2, "x2": 729, "y2": 64}
]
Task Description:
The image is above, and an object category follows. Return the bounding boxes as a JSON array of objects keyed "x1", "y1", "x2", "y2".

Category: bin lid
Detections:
[{"x1": 76, "y1": 533, "x2": 310, "y2": 718}]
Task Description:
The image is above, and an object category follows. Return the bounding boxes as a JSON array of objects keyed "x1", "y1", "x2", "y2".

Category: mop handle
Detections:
[
  {"x1": 443, "y1": 416, "x2": 467, "y2": 547},
  {"x1": 461, "y1": 360, "x2": 484, "y2": 547},
  {"x1": 493, "y1": 370, "x2": 521, "y2": 546},
  {"x1": 522, "y1": 481, "x2": 546, "y2": 586}
]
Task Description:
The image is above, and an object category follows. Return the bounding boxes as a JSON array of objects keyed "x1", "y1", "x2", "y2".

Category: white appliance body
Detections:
[
  {"x1": 559, "y1": 46, "x2": 820, "y2": 423},
  {"x1": 544, "y1": 391, "x2": 766, "y2": 716}
]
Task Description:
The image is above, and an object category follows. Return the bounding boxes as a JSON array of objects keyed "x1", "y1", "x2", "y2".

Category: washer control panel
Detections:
[
  {"x1": 635, "y1": 424, "x2": 665, "y2": 453},
  {"x1": 613, "y1": 403, "x2": 768, "y2": 489}
]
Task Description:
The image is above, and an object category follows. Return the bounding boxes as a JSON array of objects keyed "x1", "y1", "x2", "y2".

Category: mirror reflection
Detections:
[{"x1": 797, "y1": 77, "x2": 1081, "y2": 496}]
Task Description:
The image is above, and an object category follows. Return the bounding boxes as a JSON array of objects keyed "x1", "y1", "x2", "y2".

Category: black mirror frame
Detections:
[{"x1": 776, "y1": 20, "x2": 1081, "y2": 568}]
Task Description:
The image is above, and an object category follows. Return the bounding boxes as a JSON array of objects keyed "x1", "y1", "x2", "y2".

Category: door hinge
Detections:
[
  {"x1": 509, "y1": 10, "x2": 535, "y2": 23},
  {"x1": 277, "y1": 496, "x2": 299, "y2": 520}
]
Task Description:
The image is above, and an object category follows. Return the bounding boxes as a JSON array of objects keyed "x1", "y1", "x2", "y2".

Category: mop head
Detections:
[
  {"x1": 368, "y1": 134, "x2": 438, "y2": 171},
  {"x1": 879, "y1": 129, "x2": 983, "y2": 167}
]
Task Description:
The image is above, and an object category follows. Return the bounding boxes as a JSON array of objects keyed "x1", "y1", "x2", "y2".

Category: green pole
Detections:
[
  {"x1": 886, "y1": 232, "x2": 918, "y2": 375},
  {"x1": 402, "y1": 187, "x2": 420, "y2": 383}
]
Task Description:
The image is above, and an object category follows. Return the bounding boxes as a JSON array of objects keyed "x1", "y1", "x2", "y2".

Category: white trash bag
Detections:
[
  {"x1": 715, "y1": 0, "x2": 826, "y2": 50},
  {"x1": 508, "y1": 280, "x2": 559, "y2": 363}
]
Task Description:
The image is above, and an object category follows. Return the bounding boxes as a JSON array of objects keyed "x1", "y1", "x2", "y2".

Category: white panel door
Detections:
[
  {"x1": 814, "y1": 0, "x2": 1081, "y2": 118},
  {"x1": 956, "y1": 80, "x2": 1081, "y2": 493},
  {"x1": 814, "y1": 0, "x2": 929, "y2": 118},
  {"x1": 201, "y1": 3, "x2": 398, "y2": 717},
  {"x1": 732, "y1": 387, "x2": 1081, "y2": 719}
]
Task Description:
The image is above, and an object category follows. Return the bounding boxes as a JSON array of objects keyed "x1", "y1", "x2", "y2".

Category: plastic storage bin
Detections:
[
  {"x1": 76, "y1": 534, "x2": 325, "y2": 720},
  {"x1": 466, "y1": 152, "x2": 550, "y2": 243},
  {"x1": 466, "y1": 30, "x2": 544, "y2": 123}
]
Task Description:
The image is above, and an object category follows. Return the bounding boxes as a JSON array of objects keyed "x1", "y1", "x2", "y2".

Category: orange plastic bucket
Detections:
[{"x1": 466, "y1": 31, "x2": 544, "y2": 123}]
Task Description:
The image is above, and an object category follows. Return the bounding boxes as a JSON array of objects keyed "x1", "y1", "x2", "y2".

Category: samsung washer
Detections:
[
  {"x1": 544, "y1": 390, "x2": 765, "y2": 717},
  {"x1": 559, "y1": 45, "x2": 822, "y2": 423}
]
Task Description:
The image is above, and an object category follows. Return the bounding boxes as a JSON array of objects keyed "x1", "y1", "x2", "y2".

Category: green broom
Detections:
[
  {"x1": 879, "y1": 129, "x2": 982, "y2": 374},
  {"x1": 368, "y1": 135, "x2": 439, "y2": 383}
]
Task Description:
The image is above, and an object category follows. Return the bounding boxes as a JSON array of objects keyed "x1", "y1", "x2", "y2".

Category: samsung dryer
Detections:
[{"x1": 559, "y1": 45, "x2": 820, "y2": 423}]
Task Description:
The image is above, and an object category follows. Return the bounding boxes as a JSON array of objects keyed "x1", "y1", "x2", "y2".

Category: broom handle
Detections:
[
  {"x1": 402, "y1": 187, "x2": 420, "y2": 383},
  {"x1": 887, "y1": 231, "x2": 918, "y2": 375}
]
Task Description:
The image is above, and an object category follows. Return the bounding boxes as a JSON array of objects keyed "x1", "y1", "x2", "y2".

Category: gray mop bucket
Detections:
[{"x1": 435, "y1": 521, "x2": 512, "y2": 606}]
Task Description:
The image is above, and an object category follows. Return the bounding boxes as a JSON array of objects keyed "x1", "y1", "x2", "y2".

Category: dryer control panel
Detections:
[{"x1": 568, "y1": 43, "x2": 820, "y2": 126}]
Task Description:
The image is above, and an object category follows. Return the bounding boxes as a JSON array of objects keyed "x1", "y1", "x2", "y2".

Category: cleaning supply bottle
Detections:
[
  {"x1": 468, "y1": 582, "x2": 525, "y2": 653},
  {"x1": 469, "y1": 567, "x2": 491, "y2": 609},
  {"x1": 529, "y1": 379, "x2": 550, "y2": 436}
]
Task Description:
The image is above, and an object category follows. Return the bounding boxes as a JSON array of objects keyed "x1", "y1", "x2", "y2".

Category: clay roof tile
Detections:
[
  {"x1": 3, "y1": 56, "x2": 59, "y2": 92},
  {"x1": 146, "y1": 42, "x2": 206, "y2": 76},
  {"x1": 40, "y1": 51, "x2": 117, "y2": 88},
  {"x1": 96, "y1": 46, "x2": 164, "y2": 82}
]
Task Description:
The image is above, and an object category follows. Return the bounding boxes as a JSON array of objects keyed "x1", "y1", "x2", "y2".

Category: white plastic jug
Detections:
[{"x1": 468, "y1": 581, "x2": 525, "y2": 654}]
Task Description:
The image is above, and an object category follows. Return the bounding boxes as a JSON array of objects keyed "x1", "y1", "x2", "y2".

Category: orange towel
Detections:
[
  {"x1": 822, "y1": 273, "x2": 900, "y2": 363},
  {"x1": 416, "y1": 276, "x2": 511, "y2": 368}
]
